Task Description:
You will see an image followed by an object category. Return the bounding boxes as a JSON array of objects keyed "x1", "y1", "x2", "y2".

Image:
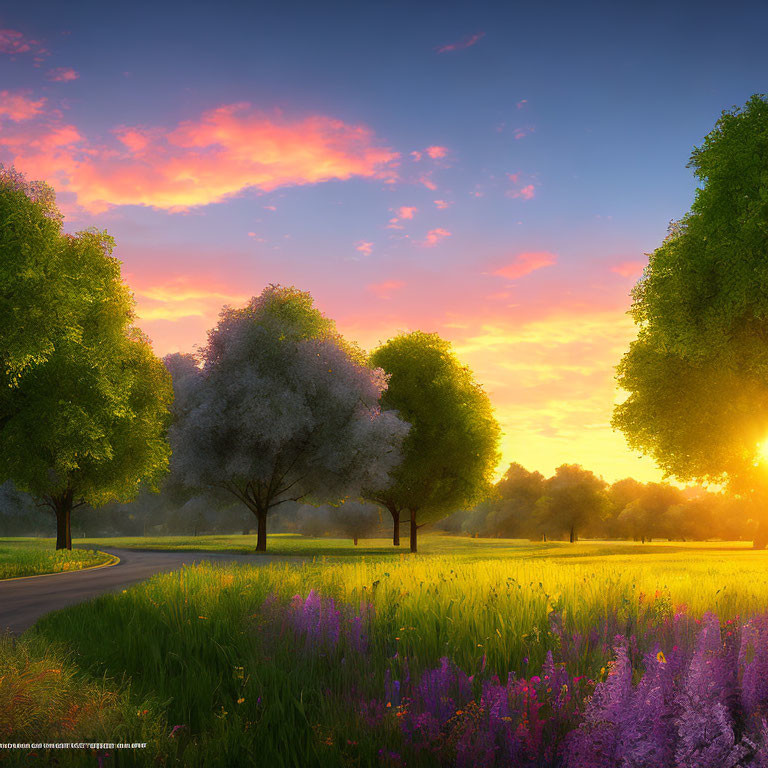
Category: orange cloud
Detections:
[
  {"x1": 426, "y1": 145, "x2": 447, "y2": 159},
  {"x1": 0, "y1": 90, "x2": 46, "y2": 121},
  {"x1": 367, "y1": 280, "x2": 404, "y2": 299},
  {"x1": 611, "y1": 260, "x2": 645, "y2": 278},
  {"x1": 494, "y1": 251, "x2": 556, "y2": 279},
  {"x1": 132, "y1": 276, "x2": 249, "y2": 323},
  {"x1": 46, "y1": 67, "x2": 79, "y2": 82},
  {"x1": 355, "y1": 241, "x2": 373, "y2": 256},
  {"x1": 421, "y1": 228, "x2": 452, "y2": 247},
  {"x1": 436, "y1": 31, "x2": 485, "y2": 53},
  {"x1": 0, "y1": 102, "x2": 399, "y2": 213}
]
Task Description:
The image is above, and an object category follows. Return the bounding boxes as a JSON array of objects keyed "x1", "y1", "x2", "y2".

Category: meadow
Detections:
[
  {"x1": 5, "y1": 537, "x2": 768, "y2": 766},
  {"x1": 0, "y1": 539, "x2": 114, "y2": 580}
]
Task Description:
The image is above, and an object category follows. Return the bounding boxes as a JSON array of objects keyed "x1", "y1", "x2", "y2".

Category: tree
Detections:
[
  {"x1": 0, "y1": 175, "x2": 173, "y2": 549},
  {"x1": 327, "y1": 500, "x2": 381, "y2": 545},
  {"x1": 615, "y1": 482, "x2": 682, "y2": 542},
  {"x1": 612, "y1": 95, "x2": 768, "y2": 547},
  {"x1": 168, "y1": 285, "x2": 408, "y2": 552},
  {"x1": 366, "y1": 331, "x2": 500, "y2": 552},
  {"x1": 607, "y1": 478, "x2": 646, "y2": 538},
  {"x1": 536, "y1": 464, "x2": 609, "y2": 542},
  {"x1": 0, "y1": 166, "x2": 69, "y2": 392},
  {"x1": 487, "y1": 463, "x2": 545, "y2": 538}
]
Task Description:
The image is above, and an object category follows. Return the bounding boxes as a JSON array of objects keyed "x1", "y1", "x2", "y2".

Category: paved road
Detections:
[{"x1": 0, "y1": 547, "x2": 298, "y2": 635}]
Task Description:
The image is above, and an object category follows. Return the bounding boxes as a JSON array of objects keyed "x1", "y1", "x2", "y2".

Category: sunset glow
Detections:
[{"x1": 2, "y1": 2, "x2": 761, "y2": 483}]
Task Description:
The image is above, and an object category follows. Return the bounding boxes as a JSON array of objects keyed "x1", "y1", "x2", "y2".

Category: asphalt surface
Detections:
[{"x1": 0, "y1": 547, "x2": 299, "y2": 635}]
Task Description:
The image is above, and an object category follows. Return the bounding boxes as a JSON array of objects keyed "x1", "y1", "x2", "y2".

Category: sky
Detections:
[{"x1": 1, "y1": 0, "x2": 767, "y2": 483}]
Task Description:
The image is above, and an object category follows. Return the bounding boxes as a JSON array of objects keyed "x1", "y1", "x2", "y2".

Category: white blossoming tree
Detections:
[{"x1": 168, "y1": 285, "x2": 409, "y2": 551}]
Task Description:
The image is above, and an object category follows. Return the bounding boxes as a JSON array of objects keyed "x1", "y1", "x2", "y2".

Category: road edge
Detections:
[{"x1": 0, "y1": 552, "x2": 121, "y2": 583}]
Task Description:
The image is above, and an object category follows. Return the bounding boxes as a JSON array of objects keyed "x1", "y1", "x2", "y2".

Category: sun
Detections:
[{"x1": 757, "y1": 439, "x2": 768, "y2": 464}]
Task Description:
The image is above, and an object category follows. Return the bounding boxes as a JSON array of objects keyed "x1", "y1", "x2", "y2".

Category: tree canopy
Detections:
[
  {"x1": 536, "y1": 464, "x2": 609, "y2": 542},
  {"x1": 168, "y1": 285, "x2": 408, "y2": 551},
  {"x1": 367, "y1": 331, "x2": 500, "y2": 552},
  {"x1": 612, "y1": 94, "x2": 768, "y2": 545},
  {"x1": 0, "y1": 171, "x2": 173, "y2": 548}
]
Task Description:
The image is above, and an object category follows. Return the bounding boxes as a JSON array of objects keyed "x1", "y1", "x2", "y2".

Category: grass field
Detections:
[
  {"x1": 5, "y1": 537, "x2": 768, "y2": 765},
  {"x1": 0, "y1": 538, "x2": 114, "y2": 580},
  {"x1": 79, "y1": 530, "x2": 760, "y2": 559}
]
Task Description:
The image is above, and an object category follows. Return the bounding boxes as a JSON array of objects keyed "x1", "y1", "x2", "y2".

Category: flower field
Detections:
[{"x1": 6, "y1": 541, "x2": 768, "y2": 766}]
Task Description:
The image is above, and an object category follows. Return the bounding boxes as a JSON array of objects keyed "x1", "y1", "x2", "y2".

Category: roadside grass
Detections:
[
  {"x1": 12, "y1": 540, "x2": 768, "y2": 765},
  {"x1": 0, "y1": 633, "x2": 168, "y2": 767},
  {"x1": 0, "y1": 540, "x2": 113, "y2": 580}
]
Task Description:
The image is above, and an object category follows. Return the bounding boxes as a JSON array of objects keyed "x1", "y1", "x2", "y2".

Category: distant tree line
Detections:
[{"x1": 445, "y1": 463, "x2": 754, "y2": 543}]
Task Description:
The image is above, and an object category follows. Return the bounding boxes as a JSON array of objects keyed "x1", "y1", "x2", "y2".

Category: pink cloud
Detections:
[
  {"x1": 434, "y1": 199, "x2": 451, "y2": 209},
  {"x1": 355, "y1": 241, "x2": 373, "y2": 256},
  {"x1": 513, "y1": 126, "x2": 534, "y2": 140},
  {"x1": 436, "y1": 31, "x2": 485, "y2": 54},
  {"x1": 494, "y1": 251, "x2": 557, "y2": 280},
  {"x1": 426, "y1": 145, "x2": 448, "y2": 159},
  {"x1": 410, "y1": 150, "x2": 422, "y2": 162},
  {"x1": 0, "y1": 90, "x2": 46, "y2": 121},
  {"x1": 419, "y1": 175, "x2": 437, "y2": 191},
  {"x1": 0, "y1": 27, "x2": 45, "y2": 57},
  {"x1": 508, "y1": 184, "x2": 536, "y2": 201},
  {"x1": 114, "y1": 127, "x2": 151, "y2": 153},
  {"x1": 46, "y1": 67, "x2": 79, "y2": 82},
  {"x1": 397, "y1": 205, "x2": 418, "y2": 220},
  {"x1": 421, "y1": 228, "x2": 452, "y2": 247},
  {"x1": 367, "y1": 280, "x2": 404, "y2": 299},
  {"x1": 611, "y1": 260, "x2": 645, "y2": 278},
  {"x1": 0, "y1": 103, "x2": 399, "y2": 213},
  {"x1": 516, "y1": 99, "x2": 528, "y2": 109}
]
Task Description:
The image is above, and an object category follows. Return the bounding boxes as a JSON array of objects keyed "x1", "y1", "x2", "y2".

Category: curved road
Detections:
[{"x1": 0, "y1": 547, "x2": 299, "y2": 635}]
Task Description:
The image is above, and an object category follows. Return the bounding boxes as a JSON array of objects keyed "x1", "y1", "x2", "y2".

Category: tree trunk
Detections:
[
  {"x1": 391, "y1": 506, "x2": 401, "y2": 546},
  {"x1": 752, "y1": 519, "x2": 768, "y2": 549},
  {"x1": 569, "y1": 525, "x2": 576, "y2": 544},
  {"x1": 410, "y1": 511, "x2": 418, "y2": 553},
  {"x1": 353, "y1": 536, "x2": 359, "y2": 546},
  {"x1": 542, "y1": 533, "x2": 547, "y2": 542},
  {"x1": 256, "y1": 511, "x2": 267, "y2": 552},
  {"x1": 52, "y1": 489, "x2": 74, "y2": 551}
]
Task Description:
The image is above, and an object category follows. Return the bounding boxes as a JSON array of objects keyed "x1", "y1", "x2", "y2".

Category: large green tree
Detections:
[
  {"x1": 0, "y1": 172, "x2": 173, "y2": 549},
  {"x1": 366, "y1": 331, "x2": 500, "y2": 552},
  {"x1": 0, "y1": 166, "x2": 74, "y2": 396},
  {"x1": 612, "y1": 94, "x2": 768, "y2": 547}
]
